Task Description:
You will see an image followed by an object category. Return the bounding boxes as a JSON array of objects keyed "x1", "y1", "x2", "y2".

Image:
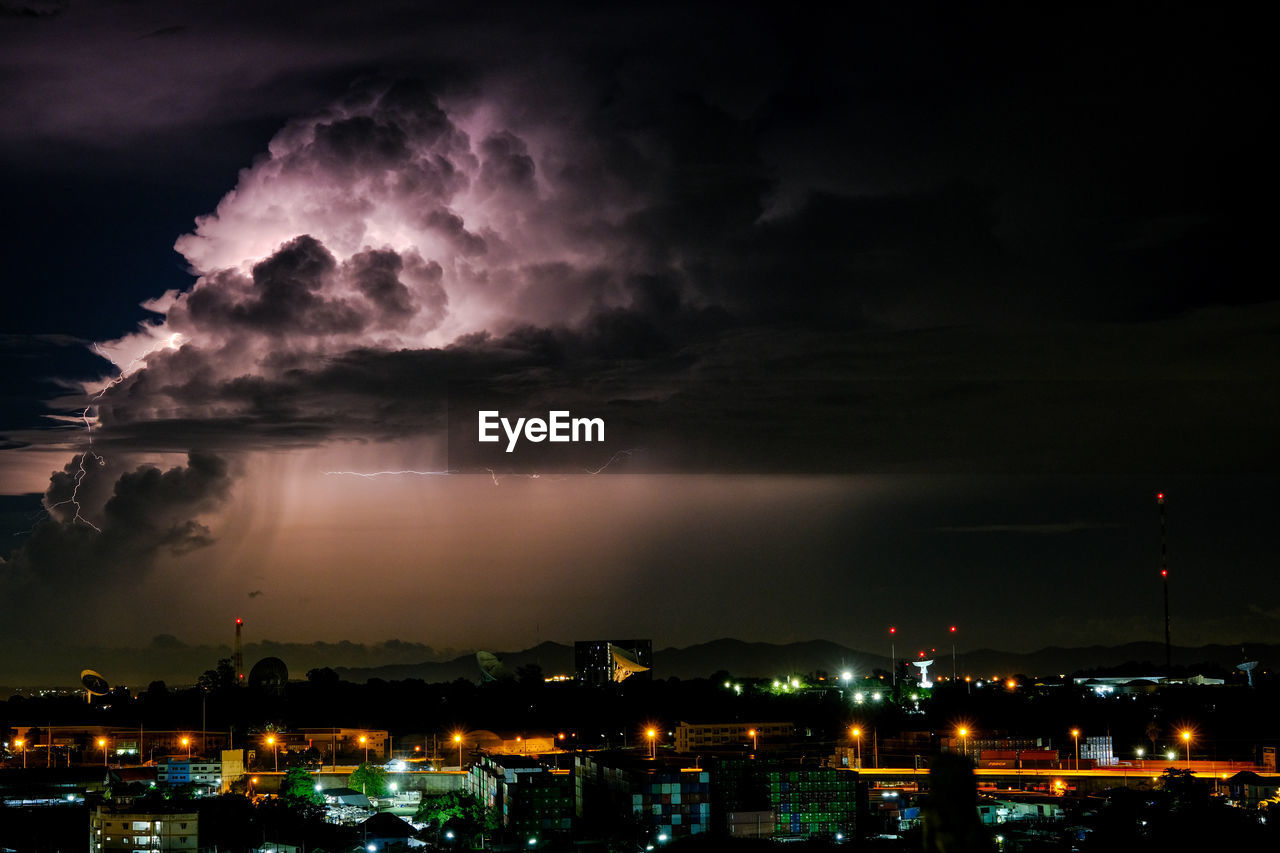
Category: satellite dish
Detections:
[
  {"x1": 81, "y1": 669, "x2": 110, "y2": 703},
  {"x1": 609, "y1": 644, "x2": 650, "y2": 683},
  {"x1": 476, "y1": 651, "x2": 511, "y2": 682},
  {"x1": 248, "y1": 657, "x2": 290, "y2": 693},
  {"x1": 1238, "y1": 660, "x2": 1259, "y2": 687}
]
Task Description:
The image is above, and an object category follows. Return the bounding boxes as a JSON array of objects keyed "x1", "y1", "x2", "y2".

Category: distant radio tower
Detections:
[
  {"x1": 234, "y1": 617, "x2": 245, "y2": 684},
  {"x1": 1157, "y1": 492, "x2": 1170, "y2": 669}
]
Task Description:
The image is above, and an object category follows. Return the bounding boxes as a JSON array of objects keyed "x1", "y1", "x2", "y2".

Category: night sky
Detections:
[{"x1": 1, "y1": 2, "x2": 1276, "y2": 684}]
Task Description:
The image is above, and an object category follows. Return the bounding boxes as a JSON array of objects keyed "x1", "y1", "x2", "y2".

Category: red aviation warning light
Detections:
[
  {"x1": 1161, "y1": 569, "x2": 1168, "y2": 578},
  {"x1": 950, "y1": 625, "x2": 957, "y2": 633},
  {"x1": 889, "y1": 626, "x2": 896, "y2": 634}
]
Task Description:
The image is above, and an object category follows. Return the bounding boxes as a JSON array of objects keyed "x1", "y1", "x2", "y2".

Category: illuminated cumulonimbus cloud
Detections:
[{"x1": 97, "y1": 80, "x2": 649, "y2": 379}]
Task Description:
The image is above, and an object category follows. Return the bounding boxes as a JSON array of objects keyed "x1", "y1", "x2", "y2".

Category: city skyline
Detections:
[{"x1": 1, "y1": 3, "x2": 1276, "y2": 684}]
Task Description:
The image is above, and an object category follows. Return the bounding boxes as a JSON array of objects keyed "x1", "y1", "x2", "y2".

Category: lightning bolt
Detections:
[
  {"x1": 47, "y1": 333, "x2": 184, "y2": 531},
  {"x1": 584, "y1": 448, "x2": 640, "y2": 475},
  {"x1": 322, "y1": 470, "x2": 453, "y2": 478}
]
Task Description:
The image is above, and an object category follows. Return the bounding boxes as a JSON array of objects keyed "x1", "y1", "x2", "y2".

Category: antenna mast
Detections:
[
  {"x1": 1157, "y1": 492, "x2": 1170, "y2": 669},
  {"x1": 234, "y1": 618, "x2": 244, "y2": 685}
]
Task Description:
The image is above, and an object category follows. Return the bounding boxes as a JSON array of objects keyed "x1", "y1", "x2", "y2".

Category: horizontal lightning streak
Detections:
[{"x1": 322, "y1": 470, "x2": 453, "y2": 478}]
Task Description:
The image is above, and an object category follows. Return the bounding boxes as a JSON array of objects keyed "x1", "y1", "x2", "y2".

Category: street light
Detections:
[
  {"x1": 1136, "y1": 747, "x2": 1145, "y2": 760},
  {"x1": 181, "y1": 736, "x2": 191, "y2": 760},
  {"x1": 453, "y1": 733, "x2": 463, "y2": 769},
  {"x1": 748, "y1": 729, "x2": 758, "y2": 751},
  {"x1": 97, "y1": 737, "x2": 108, "y2": 767},
  {"x1": 266, "y1": 735, "x2": 278, "y2": 772},
  {"x1": 646, "y1": 728, "x2": 657, "y2": 759},
  {"x1": 1071, "y1": 730, "x2": 1080, "y2": 771},
  {"x1": 360, "y1": 735, "x2": 369, "y2": 764},
  {"x1": 14, "y1": 739, "x2": 25, "y2": 769},
  {"x1": 1181, "y1": 731, "x2": 1192, "y2": 768},
  {"x1": 957, "y1": 728, "x2": 968, "y2": 758},
  {"x1": 850, "y1": 728, "x2": 862, "y2": 769}
]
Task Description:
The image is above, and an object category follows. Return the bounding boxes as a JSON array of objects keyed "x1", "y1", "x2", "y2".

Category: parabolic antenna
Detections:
[
  {"x1": 248, "y1": 657, "x2": 290, "y2": 693},
  {"x1": 1238, "y1": 660, "x2": 1259, "y2": 687},
  {"x1": 80, "y1": 669, "x2": 110, "y2": 703},
  {"x1": 609, "y1": 644, "x2": 649, "y2": 683},
  {"x1": 477, "y1": 651, "x2": 511, "y2": 682}
]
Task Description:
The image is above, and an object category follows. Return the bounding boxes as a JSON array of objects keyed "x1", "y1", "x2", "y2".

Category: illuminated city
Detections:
[{"x1": 1, "y1": 2, "x2": 1277, "y2": 851}]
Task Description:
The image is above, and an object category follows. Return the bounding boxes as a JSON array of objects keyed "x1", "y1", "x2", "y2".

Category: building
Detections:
[
  {"x1": 674, "y1": 721, "x2": 794, "y2": 753},
  {"x1": 9, "y1": 725, "x2": 229, "y2": 764},
  {"x1": 89, "y1": 806, "x2": 198, "y2": 852},
  {"x1": 574, "y1": 640, "x2": 652, "y2": 685},
  {"x1": 468, "y1": 754, "x2": 574, "y2": 841},
  {"x1": 1079, "y1": 735, "x2": 1115, "y2": 766},
  {"x1": 156, "y1": 756, "x2": 222, "y2": 791},
  {"x1": 712, "y1": 758, "x2": 856, "y2": 840},
  {"x1": 468, "y1": 729, "x2": 560, "y2": 756},
  {"x1": 296, "y1": 728, "x2": 389, "y2": 761},
  {"x1": 976, "y1": 796, "x2": 1065, "y2": 824},
  {"x1": 220, "y1": 749, "x2": 247, "y2": 793},
  {"x1": 576, "y1": 752, "x2": 711, "y2": 840},
  {"x1": 1226, "y1": 772, "x2": 1280, "y2": 808}
]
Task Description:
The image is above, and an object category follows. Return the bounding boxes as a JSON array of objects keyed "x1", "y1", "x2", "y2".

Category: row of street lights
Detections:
[{"x1": 950, "y1": 725, "x2": 1197, "y2": 769}]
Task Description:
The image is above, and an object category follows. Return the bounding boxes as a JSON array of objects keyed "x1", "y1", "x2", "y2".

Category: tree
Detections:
[
  {"x1": 1145, "y1": 720, "x2": 1161, "y2": 754},
  {"x1": 416, "y1": 792, "x2": 497, "y2": 846},
  {"x1": 349, "y1": 762, "x2": 389, "y2": 797},
  {"x1": 279, "y1": 766, "x2": 325, "y2": 818},
  {"x1": 198, "y1": 658, "x2": 237, "y2": 692},
  {"x1": 516, "y1": 663, "x2": 544, "y2": 687},
  {"x1": 306, "y1": 667, "x2": 339, "y2": 685}
]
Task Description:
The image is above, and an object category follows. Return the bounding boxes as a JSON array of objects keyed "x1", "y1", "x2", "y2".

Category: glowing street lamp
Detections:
[
  {"x1": 748, "y1": 729, "x2": 758, "y2": 751},
  {"x1": 97, "y1": 737, "x2": 108, "y2": 767},
  {"x1": 1136, "y1": 747, "x2": 1145, "y2": 760},
  {"x1": 1071, "y1": 729, "x2": 1080, "y2": 771},
  {"x1": 266, "y1": 735, "x2": 278, "y2": 772},
  {"x1": 1180, "y1": 730, "x2": 1192, "y2": 768},
  {"x1": 14, "y1": 739, "x2": 25, "y2": 769},
  {"x1": 181, "y1": 736, "x2": 191, "y2": 760},
  {"x1": 453, "y1": 733, "x2": 463, "y2": 769},
  {"x1": 359, "y1": 735, "x2": 369, "y2": 764},
  {"x1": 957, "y1": 727, "x2": 968, "y2": 758},
  {"x1": 646, "y1": 728, "x2": 657, "y2": 759},
  {"x1": 850, "y1": 727, "x2": 862, "y2": 769}
]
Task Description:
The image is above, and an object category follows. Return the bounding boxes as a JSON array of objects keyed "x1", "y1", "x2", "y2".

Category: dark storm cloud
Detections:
[
  {"x1": 346, "y1": 247, "x2": 420, "y2": 327},
  {"x1": 60, "y1": 297, "x2": 1278, "y2": 475},
  {"x1": 2, "y1": 451, "x2": 232, "y2": 586},
  {"x1": 1, "y1": 1, "x2": 1277, "y2": 672},
  {"x1": 179, "y1": 236, "x2": 364, "y2": 335}
]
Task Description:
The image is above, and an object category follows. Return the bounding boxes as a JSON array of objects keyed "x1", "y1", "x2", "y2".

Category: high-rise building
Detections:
[
  {"x1": 575, "y1": 752, "x2": 711, "y2": 840},
  {"x1": 712, "y1": 758, "x2": 857, "y2": 840},
  {"x1": 468, "y1": 754, "x2": 574, "y2": 841},
  {"x1": 574, "y1": 639, "x2": 652, "y2": 685}
]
